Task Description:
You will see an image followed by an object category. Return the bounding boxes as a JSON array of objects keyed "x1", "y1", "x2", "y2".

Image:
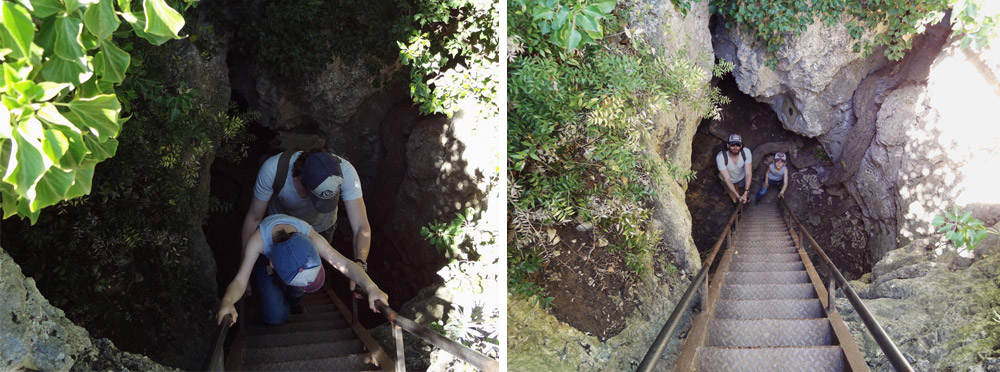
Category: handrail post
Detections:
[
  {"x1": 393, "y1": 323, "x2": 406, "y2": 372},
  {"x1": 827, "y1": 276, "x2": 836, "y2": 313}
]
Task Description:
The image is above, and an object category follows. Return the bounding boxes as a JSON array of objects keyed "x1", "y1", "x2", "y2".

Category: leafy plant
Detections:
[
  {"x1": 933, "y1": 206, "x2": 998, "y2": 251},
  {"x1": 398, "y1": 0, "x2": 498, "y2": 117},
  {"x1": 1, "y1": 0, "x2": 188, "y2": 224},
  {"x1": 525, "y1": 0, "x2": 616, "y2": 52}
]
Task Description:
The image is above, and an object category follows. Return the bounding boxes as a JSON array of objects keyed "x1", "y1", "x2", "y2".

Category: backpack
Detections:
[{"x1": 718, "y1": 146, "x2": 748, "y2": 166}]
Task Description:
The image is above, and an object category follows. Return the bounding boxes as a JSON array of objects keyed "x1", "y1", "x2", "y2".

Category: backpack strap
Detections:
[
  {"x1": 272, "y1": 150, "x2": 296, "y2": 196},
  {"x1": 741, "y1": 147, "x2": 747, "y2": 162}
]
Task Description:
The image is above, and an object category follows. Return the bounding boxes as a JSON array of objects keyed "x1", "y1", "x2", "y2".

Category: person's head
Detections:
[
  {"x1": 271, "y1": 231, "x2": 326, "y2": 292},
  {"x1": 727, "y1": 134, "x2": 743, "y2": 154},
  {"x1": 293, "y1": 152, "x2": 344, "y2": 213},
  {"x1": 774, "y1": 152, "x2": 787, "y2": 168}
]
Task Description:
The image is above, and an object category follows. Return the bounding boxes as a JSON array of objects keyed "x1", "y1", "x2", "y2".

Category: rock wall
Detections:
[
  {"x1": 0, "y1": 248, "x2": 175, "y2": 372},
  {"x1": 509, "y1": 0, "x2": 713, "y2": 369},
  {"x1": 838, "y1": 228, "x2": 1000, "y2": 371}
]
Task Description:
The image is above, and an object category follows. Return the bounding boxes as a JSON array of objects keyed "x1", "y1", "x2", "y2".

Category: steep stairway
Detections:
[
  {"x1": 677, "y1": 204, "x2": 867, "y2": 371},
  {"x1": 225, "y1": 289, "x2": 392, "y2": 371}
]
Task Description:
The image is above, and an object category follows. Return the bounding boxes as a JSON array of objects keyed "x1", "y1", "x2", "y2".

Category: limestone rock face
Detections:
[
  {"x1": 713, "y1": 18, "x2": 887, "y2": 146},
  {"x1": 837, "y1": 230, "x2": 1000, "y2": 371},
  {"x1": 0, "y1": 248, "x2": 174, "y2": 372}
]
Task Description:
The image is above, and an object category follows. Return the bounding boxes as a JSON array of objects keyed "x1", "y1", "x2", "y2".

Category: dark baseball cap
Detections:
[
  {"x1": 271, "y1": 233, "x2": 325, "y2": 292},
  {"x1": 303, "y1": 153, "x2": 343, "y2": 214},
  {"x1": 728, "y1": 134, "x2": 742, "y2": 144}
]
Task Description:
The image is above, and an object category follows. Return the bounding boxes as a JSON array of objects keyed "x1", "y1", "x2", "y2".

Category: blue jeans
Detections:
[
  {"x1": 252, "y1": 257, "x2": 304, "y2": 325},
  {"x1": 756, "y1": 179, "x2": 784, "y2": 201}
]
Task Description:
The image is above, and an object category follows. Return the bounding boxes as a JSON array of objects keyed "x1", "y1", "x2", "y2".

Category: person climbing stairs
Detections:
[
  {"x1": 676, "y1": 203, "x2": 868, "y2": 371},
  {"x1": 224, "y1": 289, "x2": 393, "y2": 371}
]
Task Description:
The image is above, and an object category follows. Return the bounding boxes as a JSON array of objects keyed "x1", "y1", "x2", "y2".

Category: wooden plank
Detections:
[
  {"x1": 674, "y1": 232, "x2": 738, "y2": 372},
  {"x1": 326, "y1": 288, "x2": 395, "y2": 372}
]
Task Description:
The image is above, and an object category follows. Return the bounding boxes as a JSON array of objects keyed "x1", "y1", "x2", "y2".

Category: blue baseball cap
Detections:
[
  {"x1": 303, "y1": 153, "x2": 343, "y2": 213},
  {"x1": 271, "y1": 233, "x2": 325, "y2": 292}
]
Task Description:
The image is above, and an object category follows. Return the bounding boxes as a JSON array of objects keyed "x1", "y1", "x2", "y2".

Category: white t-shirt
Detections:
[
  {"x1": 716, "y1": 148, "x2": 752, "y2": 183},
  {"x1": 253, "y1": 151, "x2": 363, "y2": 233}
]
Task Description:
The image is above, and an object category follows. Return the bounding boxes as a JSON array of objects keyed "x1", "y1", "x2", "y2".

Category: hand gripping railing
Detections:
[
  {"x1": 779, "y1": 199, "x2": 914, "y2": 371},
  {"x1": 205, "y1": 313, "x2": 231, "y2": 371},
  {"x1": 637, "y1": 203, "x2": 745, "y2": 372}
]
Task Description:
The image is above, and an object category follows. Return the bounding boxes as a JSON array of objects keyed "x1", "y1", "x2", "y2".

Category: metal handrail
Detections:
[
  {"x1": 367, "y1": 299, "x2": 500, "y2": 372},
  {"x1": 205, "y1": 314, "x2": 232, "y2": 371},
  {"x1": 637, "y1": 203, "x2": 744, "y2": 372},
  {"x1": 779, "y1": 198, "x2": 914, "y2": 372}
]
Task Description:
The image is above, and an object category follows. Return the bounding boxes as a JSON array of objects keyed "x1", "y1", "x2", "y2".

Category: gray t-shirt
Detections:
[
  {"x1": 258, "y1": 214, "x2": 313, "y2": 257},
  {"x1": 253, "y1": 151, "x2": 363, "y2": 233},
  {"x1": 716, "y1": 148, "x2": 753, "y2": 183}
]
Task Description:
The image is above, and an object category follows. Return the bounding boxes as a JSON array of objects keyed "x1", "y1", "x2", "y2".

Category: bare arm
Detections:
[
  {"x1": 743, "y1": 161, "x2": 753, "y2": 191},
  {"x1": 344, "y1": 197, "x2": 371, "y2": 262},
  {"x1": 241, "y1": 197, "x2": 269, "y2": 249},
  {"x1": 310, "y1": 228, "x2": 387, "y2": 312},
  {"x1": 720, "y1": 168, "x2": 739, "y2": 196},
  {"x1": 217, "y1": 231, "x2": 264, "y2": 326}
]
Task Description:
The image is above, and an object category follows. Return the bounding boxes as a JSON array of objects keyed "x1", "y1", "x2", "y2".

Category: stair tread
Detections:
[
  {"x1": 241, "y1": 354, "x2": 378, "y2": 371},
  {"x1": 728, "y1": 261, "x2": 805, "y2": 272},
  {"x1": 730, "y1": 253, "x2": 801, "y2": 263},
  {"x1": 705, "y1": 319, "x2": 831, "y2": 347},
  {"x1": 249, "y1": 318, "x2": 350, "y2": 334},
  {"x1": 246, "y1": 328, "x2": 359, "y2": 348},
  {"x1": 715, "y1": 299, "x2": 824, "y2": 319},
  {"x1": 725, "y1": 271, "x2": 810, "y2": 285},
  {"x1": 697, "y1": 346, "x2": 844, "y2": 372},
  {"x1": 720, "y1": 283, "x2": 816, "y2": 300},
  {"x1": 243, "y1": 340, "x2": 366, "y2": 365}
]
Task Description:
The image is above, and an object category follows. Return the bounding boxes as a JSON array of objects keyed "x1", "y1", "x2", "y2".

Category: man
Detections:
[
  {"x1": 242, "y1": 150, "x2": 372, "y2": 297},
  {"x1": 717, "y1": 134, "x2": 753, "y2": 204}
]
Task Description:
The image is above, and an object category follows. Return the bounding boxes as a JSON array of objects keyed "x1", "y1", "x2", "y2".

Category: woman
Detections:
[
  {"x1": 217, "y1": 213, "x2": 388, "y2": 326},
  {"x1": 754, "y1": 152, "x2": 789, "y2": 204}
]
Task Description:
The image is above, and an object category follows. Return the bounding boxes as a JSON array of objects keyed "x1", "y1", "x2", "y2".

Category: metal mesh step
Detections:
[
  {"x1": 242, "y1": 354, "x2": 378, "y2": 371},
  {"x1": 720, "y1": 284, "x2": 816, "y2": 300},
  {"x1": 246, "y1": 328, "x2": 358, "y2": 348},
  {"x1": 696, "y1": 346, "x2": 844, "y2": 371},
  {"x1": 728, "y1": 261, "x2": 805, "y2": 272},
  {"x1": 287, "y1": 309, "x2": 346, "y2": 324},
  {"x1": 714, "y1": 299, "x2": 824, "y2": 320},
  {"x1": 705, "y1": 319, "x2": 831, "y2": 347},
  {"x1": 248, "y1": 318, "x2": 350, "y2": 334},
  {"x1": 725, "y1": 271, "x2": 810, "y2": 285},
  {"x1": 243, "y1": 340, "x2": 367, "y2": 365},
  {"x1": 730, "y1": 253, "x2": 800, "y2": 263},
  {"x1": 733, "y1": 246, "x2": 798, "y2": 254}
]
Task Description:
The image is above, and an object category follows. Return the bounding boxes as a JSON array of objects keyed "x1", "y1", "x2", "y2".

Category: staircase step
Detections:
[
  {"x1": 705, "y1": 319, "x2": 831, "y2": 347},
  {"x1": 728, "y1": 261, "x2": 805, "y2": 272},
  {"x1": 714, "y1": 299, "x2": 824, "y2": 319},
  {"x1": 249, "y1": 318, "x2": 350, "y2": 334},
  {"x1": 696, "y1": 346, "x2": 844, "y2": 371},
  {"x1": 730, "y1": 253, "x2": 801, "y2": 263},
  {"x1": 301, "y1": 294, "x2": 335, "y2": 305},
  {"x1": 241, "y1": 354, "x2": 378, "y2": 371},
  {"x1": 288, "y1": 310, "x2": 346, "y2": 324},
  {"x1": 733, "y1": 246, "x2": 798, "y2": 254},
  {"x1": 721, "y1": 284, "x2": 815, "y2": 300},
  {"x1": 246, "y1": 329, "x2": 358, "y2": 348},
  {"x1": 725, "y1": 271, "x2": 810, "y2": 284},
  {"x1": 243, "y1": 340, "x2": 367, "y2": 365}
]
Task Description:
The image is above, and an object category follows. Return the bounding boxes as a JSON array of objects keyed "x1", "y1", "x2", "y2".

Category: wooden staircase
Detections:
[
  {"x1": 225, "y1": 288, "x2": 394, "y2": 371},
  {"x1": 675, "y1": 204, "x2": 869, "y2": 371}
]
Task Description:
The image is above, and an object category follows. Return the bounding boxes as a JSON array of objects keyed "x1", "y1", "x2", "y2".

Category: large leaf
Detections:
[
  {"x1": 122, "y1": 11, "x2": 172, "y2": 45},
  {"x1": 141, "y1": 0, "x2": 184, "y2": 44},
  {"x1": 83, "y1": 0, "x2": 120, "y2": 40},
  {"x1": 64, "y1": 158, "x2": 96, "y2": 199},
  {"x1": 53, "y1": 16, "x2": 86, "y2": 67},
  {"x1": 40, "y1": 55, "x2": 93, "y2": 84},
  {"x1": 36, "y1": 103, "x2": 86, "y2": 167},
  {"x1": 65, "y1": 94, "x2": 121, "y2": 140},
  {"x1": 1, "y1": 2, "x2": 35, "y2": 58},
  {"x1": 82, "y1": 134, "x2": 117, "y2": 161},
  {"x1": 41, "y1": 128, "x2": 69, "y2": 165},
  {"x1": 1, "y1": 179, "x2": 18, "y2": 219},
  {"x1": 28, "y1": 0, "x2": 63, "y2": 18},
  {"x1": 30, "y1": 165, "x2": 73, "y2": 212},
  {"x1": 6, "y1": 123, "x2": 49, "y2": 196},
  {"x1": 95, "y1": 38, "x2": 129, "y2": 82}
]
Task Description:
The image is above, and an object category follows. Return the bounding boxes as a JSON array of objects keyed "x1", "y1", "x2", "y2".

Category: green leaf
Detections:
[
  {"x1": 931, "y1": 214, "x2": 945, "y2": 226},
  {"x1": 41, "y1": 128, "x2": 69, "y2": 164},
  {"x1": 28, "y1": 0, "x2": 63, "y2": 18},
  {"x1": 53, "y1": 16, "x2": 86, "y2": 67},
  {"x1": 0, "y1": 104, "x2": 10, "y2": 139},
  {"x1": 576, "y1": 13, "x2": 601, "y2": 33},
  {"x1": 65, "y1": 94, "x2": 121, "y2": 141},
  {"x1": 6, "y1": 123, "x2": 48, "y2": 196},
  {"x1": 1, "y1": 180, "x2": 19, "y2": 219},
  {"x1": 140, "y1": 0, "x2": 185, "y2": 44},
  {"x1": 589, "y1": 1, "x2": 616, "y2": 13},
  {"x1": 83, "y1": 0, "x2": 120, "y2": 40},
  {"x1": 82, "y1": 134, "x2": 117, "y2": 161},
  {"x1": 30, "y1": 165, "x2": 73, "y2": 212},
  {"x1": 567, "y1": 29, "x2": 582, "y2": 51},
  {"x1": 40, "y1": 55, "x2": 93, "y2": 84},
  {"x1": 1, "y1": 2, "x2": 35, "y2": 59},
  {"x1": 95, "y1": 39, "x2": 129, "y2": 82},
  {"x1": 64, "y1": 158, "x2": 96, "y2": 199},
  {"x1": 959, "y1": 211, "x2": 972, "y2": 223}
]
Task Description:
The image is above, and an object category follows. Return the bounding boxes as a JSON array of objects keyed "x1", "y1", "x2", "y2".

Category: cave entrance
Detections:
[{"x1": 684, "y1": 74, "x2": 870, "y2": 279}]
